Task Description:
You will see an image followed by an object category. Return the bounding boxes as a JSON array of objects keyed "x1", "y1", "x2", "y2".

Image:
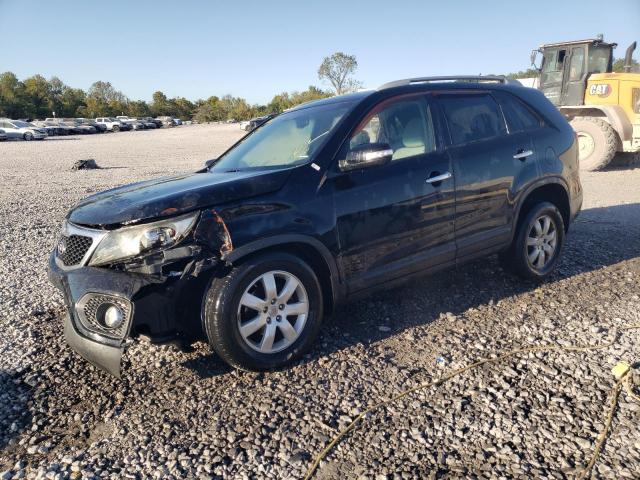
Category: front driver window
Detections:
[{"x1": 349, "y1": 98, "x2": 435, "y2": 161}]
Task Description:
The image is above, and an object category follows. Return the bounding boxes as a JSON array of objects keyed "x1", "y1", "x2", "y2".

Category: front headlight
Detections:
[{"x1": 88, "y1": 212, "x2": 199, "y2": 266}]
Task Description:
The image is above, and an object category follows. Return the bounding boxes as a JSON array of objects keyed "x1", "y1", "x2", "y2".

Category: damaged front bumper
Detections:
[{"x1": 48, "y1": 247, "x2": 218, "y2": 377}]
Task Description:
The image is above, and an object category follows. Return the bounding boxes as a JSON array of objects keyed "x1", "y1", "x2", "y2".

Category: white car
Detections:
[
  {"x1": 96, "y1": 117, "x2": 129, "y2": 132},
  {"x1": 0, "y1": 119, "x2": 47, "y2": 140}
]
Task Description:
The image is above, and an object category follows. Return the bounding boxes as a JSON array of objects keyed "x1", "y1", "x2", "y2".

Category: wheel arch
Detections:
[
  {"x1": 222, "y1": 234, "x2": 343, "y2": 315},
  {"x1": 561, "y1": 105, "x2": 632, "y2": 142},
  {"x1": 513, "y1": 179, "x2": 571, "y2": 239}
]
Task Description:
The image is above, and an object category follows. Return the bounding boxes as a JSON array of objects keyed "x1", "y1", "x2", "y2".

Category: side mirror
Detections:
[
  {"x1": 339, "y1": 143, "x2": 393, "y2": 172},
  {"x1": 204, "y1": 158, "x2": 217, "y2": 168}
]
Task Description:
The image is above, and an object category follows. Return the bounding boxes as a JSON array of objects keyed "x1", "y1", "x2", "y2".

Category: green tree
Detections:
[
  {"x1": 0, "y1": 72, "x2": 28, "y2": 118},
  {"x1": 505, "y1": 68, "x2": 540, "y2": 79},
  {"x1": 267, "y1": 86, "x2": 332, "y2": 113},
  {"x1": 23, "y1": 75, "x2": 54, "y2": 119},
  {"x1": 127, "y1": 100, "x2": 151, "y2": 117},
  {"x1": 59, "y1": 87, "x2": 86, "y2": 117},
  {"x1": 171, "y1": 97, "x2": 196, "y2": 119},
  {"x1": 612, "y1": 57, "x2": 640, "y2": 72},
  {"x1": 85, "y1": 81, "x2": 128, "y2": 117},
  {"x1": 151, "y1": 90, "x2": 169, "y2": 116},
  {"x1": 318, "y1": 52, "x2": 362, "y2": 95}
]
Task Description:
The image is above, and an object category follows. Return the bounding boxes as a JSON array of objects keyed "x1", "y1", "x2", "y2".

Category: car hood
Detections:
[{"x1": 68, "y1": 168, "x2": 292, "y2": 227}]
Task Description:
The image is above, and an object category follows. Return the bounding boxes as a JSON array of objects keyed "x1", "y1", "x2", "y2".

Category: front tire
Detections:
[
  {"x1": 570, "y1": 116, "x2": 618, "y2": 171},
  {"x1": 23, "y1": 132, "x2": 34, "y2": 141},
  {"x1": 499, "y1": 202, "x2": 565, "y2": 281},
  {"x1": 202, "y1": 252, "x2": 323, "y2": 371}
]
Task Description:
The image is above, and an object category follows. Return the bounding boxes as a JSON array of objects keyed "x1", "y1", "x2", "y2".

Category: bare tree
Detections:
[{"x1": 318, "y1": 52, "x2": 362, "y2": 95}]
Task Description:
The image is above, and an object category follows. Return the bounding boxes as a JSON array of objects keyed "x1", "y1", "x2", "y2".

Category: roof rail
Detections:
[{"x1": 378, "y1": 75, "x2": 514, "y2": 90}]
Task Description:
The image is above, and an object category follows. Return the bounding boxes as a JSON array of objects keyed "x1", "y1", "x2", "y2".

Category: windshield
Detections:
[
  {"x1": 13, "y1": 120, "x2": 33, "y2": 128},
  {"x1": 211, "y1": 101, "x2": 352, "y2": 172}
]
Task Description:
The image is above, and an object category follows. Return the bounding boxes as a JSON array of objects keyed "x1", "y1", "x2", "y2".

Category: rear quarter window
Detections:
[
  {"x1": 493, "y1": 91, "x2": 543, "y2": 133},
  {"x1": 439, "y1": 93, "x2": 507, "y2": 145}
]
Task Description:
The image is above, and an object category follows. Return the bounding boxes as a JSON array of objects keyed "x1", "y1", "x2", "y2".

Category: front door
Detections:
[{"x1": 330, "y1": 95, "x2": 456, "y2": 293}]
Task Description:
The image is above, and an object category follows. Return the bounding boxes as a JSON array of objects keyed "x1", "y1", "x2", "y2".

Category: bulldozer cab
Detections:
[{"x1": 533, "y1": 38, "x2": 615, "y2": 106}]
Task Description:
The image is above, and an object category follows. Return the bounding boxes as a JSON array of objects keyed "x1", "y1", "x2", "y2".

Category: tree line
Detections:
[
  {"x1": 0, "y1": 52, "x2": 364, "y2": 122},
  {"x1": 0, "y1": 72, "x2": 334, "y2": 122}
]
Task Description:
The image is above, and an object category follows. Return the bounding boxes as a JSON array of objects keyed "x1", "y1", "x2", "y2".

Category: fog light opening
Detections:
[{"x1": 102, "y1": 304, "x2": 124, "y2": 329}]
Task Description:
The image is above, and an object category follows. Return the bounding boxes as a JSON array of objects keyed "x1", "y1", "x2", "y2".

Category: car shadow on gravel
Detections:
[
  {"x1": 172, "y1": 204, "x2": 639, "y2": 377},
  {"x1": 0, "y1": 369, "x2": 33, "y2": 453}
]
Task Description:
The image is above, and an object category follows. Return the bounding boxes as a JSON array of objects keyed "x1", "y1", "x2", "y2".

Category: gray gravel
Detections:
[{"x1": 1, "y1": 127, "x2": 639, "y2": 479}]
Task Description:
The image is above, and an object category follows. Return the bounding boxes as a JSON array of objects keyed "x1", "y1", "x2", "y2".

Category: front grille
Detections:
[
  {"x1": 59, "y1": 234, "x2": 93, "y2": 266},
  {"x1": 76, "y1": 293, "x2": 132, "y2": 340}
]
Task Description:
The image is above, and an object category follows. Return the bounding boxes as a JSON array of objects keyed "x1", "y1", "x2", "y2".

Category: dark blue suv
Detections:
[{"x1": 48, "y1": 76, "x2": 582, "y2": 376}]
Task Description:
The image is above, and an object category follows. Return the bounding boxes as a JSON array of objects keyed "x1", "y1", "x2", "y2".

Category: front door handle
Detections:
[
  {"x1": 513, "y1": 149, "x2": 534, "y2": 160},
  {"x1": 426, "y1": 171, "x2": 453, "y2": 184}
]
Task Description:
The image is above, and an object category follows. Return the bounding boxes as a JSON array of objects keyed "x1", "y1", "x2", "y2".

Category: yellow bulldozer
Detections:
[{"x1": 531, "y1": 35, "x2": 639, "y2": 170}]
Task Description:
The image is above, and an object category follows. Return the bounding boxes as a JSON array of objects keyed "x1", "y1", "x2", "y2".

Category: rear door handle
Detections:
[
  {"x1": 426, "y1": 171, "x2": 453, "y2": 184},
  {"x1": 513, "y1": 149, "x2": 534, "y2": 160}
]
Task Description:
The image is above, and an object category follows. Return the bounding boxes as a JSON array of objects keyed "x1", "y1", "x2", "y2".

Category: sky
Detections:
[{"x1": 1, "y1": 0, "x2": 638, "y2": 105}]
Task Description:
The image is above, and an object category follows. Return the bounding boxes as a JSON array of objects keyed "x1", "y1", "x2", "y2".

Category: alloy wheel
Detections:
[
  {"x1": 526, "y1": 214, "x2": 557, "y2": 270},
  {"x1": 237, "y1": 270, "x2": 309, "y2": 354}
]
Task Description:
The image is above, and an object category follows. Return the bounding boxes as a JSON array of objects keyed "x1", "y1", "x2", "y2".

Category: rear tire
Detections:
[
  {"x1": 570, "y1": 116, "x2": 618, "y2": 171},
  {"x1": 112, "y1": 125, "x2": 120, "y2": 132},
  {"x1": 499, "y1": 202, "x2": 565, "y2": 281},
  {"x1": 202, "y1": 252, "x2": 323, "y2": 371}
]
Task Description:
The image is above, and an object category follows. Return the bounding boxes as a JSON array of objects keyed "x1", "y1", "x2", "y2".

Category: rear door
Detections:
[
  {"x1": 332, "y1": 94, "x2": 456, "y2": 293},
  {"x1": 436, "y1": 91, "x2": 536, "y2": 262}
]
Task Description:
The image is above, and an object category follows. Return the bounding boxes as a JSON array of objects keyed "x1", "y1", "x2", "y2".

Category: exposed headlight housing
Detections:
[{"x1": 88, "y1": 212, "x2": 199, "y2": 266}]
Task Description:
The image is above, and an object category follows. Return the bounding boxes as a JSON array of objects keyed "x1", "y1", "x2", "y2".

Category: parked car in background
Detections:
[
  {"x1": 95, "y1": 117, "x2": 131, "y2": 132},
  {"x1": 32, "y1": 121, "x2": 62, "y2": 136},
  {"x1": 143, "y1": 117, "x2": 163, "y2": 128},
  {"x1": 239, "y1": 120, "x2": 250, "y2": 131},
  {"x1": 0, "y1": 119, "x2": 47, "y2": 140},
  {"x1": 139, "y1": 117, "x2": 157, "y2": 129},
  {"x1": 155, "y1": 116, "x2": 175, "y2": 127},
  {"x1": 44, "y1": 118, "x2": 76, "y2": 135},
  {"x1": 48, "y1": 119, "x2": 83, "y2": 135},
  {"x1": 77, "y1": 118, "x2": 107, "y2": 133},
  {"x1": 0, "y1": 129, "x2": 6, "y2": 141},
  {"x1": 245, "y1": 114, "x2": 277, "y2": 132},
  {"x1": 62, "y1": 119, "x2": 96, "y2": 134},
  {"x1": 116, "y1": 116, "x2": 146, "y2": 130},
  {"x1": 172, "y1": 118, "x2": 183, "y2": 125}
]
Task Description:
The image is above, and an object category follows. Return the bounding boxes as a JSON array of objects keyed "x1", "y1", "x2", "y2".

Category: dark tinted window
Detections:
[
  {"x1": 440, "y1": 93, "x2": 506, "y2": 145},
  {"x1": 493, "y1": 92, "x2": 541, "y2": 132}
]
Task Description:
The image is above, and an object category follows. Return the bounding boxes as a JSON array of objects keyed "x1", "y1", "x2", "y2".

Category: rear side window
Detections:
[
  {"x1": 493, "y1": 92, "x2": 542, "y2": 133},
  {"x1": 439, "y1": 93, "x2": 507, "y2": 145}
]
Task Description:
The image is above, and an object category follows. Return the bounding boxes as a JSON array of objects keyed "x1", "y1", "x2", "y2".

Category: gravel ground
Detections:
[{"x1": 0, "y1": 126, "x2": 639, "y2": 479}]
